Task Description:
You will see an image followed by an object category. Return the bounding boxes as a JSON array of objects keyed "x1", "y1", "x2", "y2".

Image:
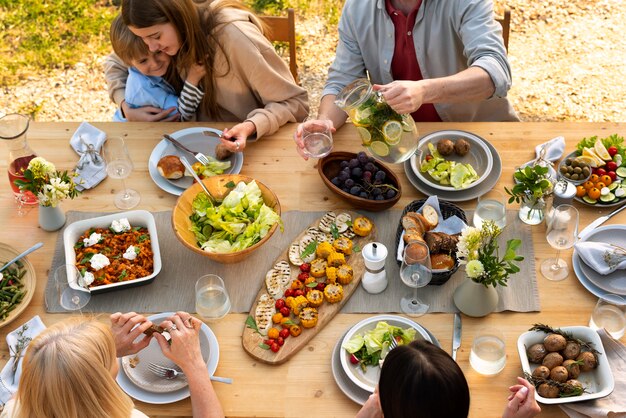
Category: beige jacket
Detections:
[{"x1": 104, "y1": 8, "x2": 309, "y2": 139}]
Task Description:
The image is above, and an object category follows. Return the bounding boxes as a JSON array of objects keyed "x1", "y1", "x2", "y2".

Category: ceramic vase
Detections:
[
  {"x1": 518, "y1": 195, "x2": 551, "y2": 225},
  {"x1": 453, "y1": 278, "x2": 499, "y2": 317},
  {"x1": 38, "y1": 204, "x2": 66, "y2": 232}
]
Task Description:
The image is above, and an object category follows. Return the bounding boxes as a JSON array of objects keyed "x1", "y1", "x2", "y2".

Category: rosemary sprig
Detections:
[
  {"x1": 523, "y1": 372, "x2": 586, "y2": 397},
  {"x1": 529, "y1": 323, "x2": 600, "y2": 355},
  {"x1": 9, "y1": 324, "x2": 31, "y2": 375}
]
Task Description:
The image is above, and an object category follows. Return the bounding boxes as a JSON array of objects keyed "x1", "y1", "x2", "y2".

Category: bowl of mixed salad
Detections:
[
  {"x1": 412, "y1": 130, "x2": 493, "y2": 191},
  {"x1": 172, "y1": 174, "x2": 282, "y2": 264},
  {"x1": 340, "y1": 315, "x2": 432, "y2": 392}
]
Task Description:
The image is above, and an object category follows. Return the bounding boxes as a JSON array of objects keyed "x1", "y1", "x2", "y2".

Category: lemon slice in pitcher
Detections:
[
  {"x1": 382, "y1": 120, "x2": 402, "y2": 145},
  {"x1": 356, "y1": 127, "x2": 372, "y2": 145},
  {"x1": 370, "y1": 141, "x2": 390, "y2": 157}
]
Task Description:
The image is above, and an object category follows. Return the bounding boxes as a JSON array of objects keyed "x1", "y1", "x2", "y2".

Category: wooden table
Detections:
[{"x1": 0, "y1": 122, "x2": 624, "y2": 418}]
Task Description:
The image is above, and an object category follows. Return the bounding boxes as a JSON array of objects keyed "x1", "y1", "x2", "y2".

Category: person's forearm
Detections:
[
  {"x1": 318, "y1": 94, "x2": 348, "y2": 129},
  {"x1": 185, "y1": 365, "x2": 225, "y2": 418},
  {"x1": 421, "y1": 67, "x2": 495, "y2": 104}
]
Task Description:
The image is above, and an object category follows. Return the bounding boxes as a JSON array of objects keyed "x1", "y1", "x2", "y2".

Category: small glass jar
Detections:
[
  {"x1": 0, "y1": 114, "x2": 38, "y2": 204},
  {"x1": 335, "y1": 79, "x2": 419, "y2": 164}
]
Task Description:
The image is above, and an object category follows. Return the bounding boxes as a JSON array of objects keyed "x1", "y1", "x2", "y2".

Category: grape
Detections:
[
  {"x1": 385, "y1": 189, "x2": 397, "y2": 199},
  {"x1": 363, "y1": 171, "x2": 372, "y2": 182},
  {"x1": 344, "y1": 178, "x2": 355, "y2": 188},
  {"x1": 374, "y1": 170, "x2": 386, "y2": 181},
  {"x1": 338, "y1": 171, "x2": 350, "y2": 181},
  {"x1": 331, "y1": 177, "x2": 341, "y2": 187},
  {"x1": 341, "y1": 187, "x2": 350, "y2": 193},
  {"x1": 357, "y1": 151, "x2": 369, "y2": 165},
  {"x1": 364, "y1": 162, "x2": 378, "y2": 173},
  {"x1": 351, "y1": 167, "x2": 363, "y2": 178},
  {"x1": 349, "y1": 186, "x2": 361, "y2": 195},
  {"x1": 349, "y1": 158, "x2": 360, "y2": 168},
  {"x1": 375, "y1": 195, "x2": 384, "y2": 201},
  {"x1": 368, "y1": 156, "x2": 375, "y2": 163},
  {"x1": 359, "y1": 192, "x2": 369, "y2": 198},
  {"x1": 372, "y1": 187, "x2": 382, "y2": 196},
  {"x1": 340, "y1": 161, "x2": 349, "y2": 169}
]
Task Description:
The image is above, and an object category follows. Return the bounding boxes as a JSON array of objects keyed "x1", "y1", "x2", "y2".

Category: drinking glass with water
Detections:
[
  {"x1": 589, "y1": 294, "x2": 626, "y2": 339},
  {"x1": 469, "y1": 328, "x2": 506, "y2": 376},
  {"x1": 301, "y1": 116, "x2": 333, "y2": 158},
  {"x1": 473, "y1": 189, "x2": 507, "y2": 229},
  {"x1": 195, "y1": 274, "x2": 231, "y2": 321}
]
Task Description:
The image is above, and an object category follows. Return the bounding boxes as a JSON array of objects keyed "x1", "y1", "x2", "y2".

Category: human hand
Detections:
[
  {"x1": 373, "y1": 80, "x2": 424, "y2": 114},
  {"x1": 220, "y1": 121, "x2": 256, "y2": 153},
  {"x1": 123, "y1": 101, "x2": 179, "y2": 122},
  {"x1": 110, "y1": 311, "x2": 154, "y2": 357},
  {"x1": 502, "y1": 377, "x2": 541, "y2": 418},
  {"x1": 186, "y1": 62, "x2": 206, "y2": 87},
  {"x1": 356, "y1": 388, "x2": 382, "y2": 418},
  {"x1": 154, "y1": 311, "x2": 206, "y2": 374}
]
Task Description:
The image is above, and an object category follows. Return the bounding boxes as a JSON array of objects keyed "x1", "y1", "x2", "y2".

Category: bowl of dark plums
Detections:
[{"x1": 318, "y1": 151, "x2": 401, "y2": 211}]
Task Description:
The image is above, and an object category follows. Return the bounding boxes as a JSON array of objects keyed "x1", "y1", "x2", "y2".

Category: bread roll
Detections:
[
  {"x1": 405, "y1": 241, "x2": 429, "y2": 261},
  {"x1": 215, "y1": 143, "x2": 233, "y2": 160},
  {"x1": 401, "y1": 214, "x2": 424, "y2": 235},
  {"x1": 431, "y1": 253, "x2": 455, "y2": 270},
  {"x1": 421, "y1": 204, "x2": 439, "y2": 229},
  {"x1": 424, "y1": 232, "x2": 460, "y2": 253},
  {"x1": 157, "y1": 155, "x2": 184, "y2": 179},
  {"x1": 403, "y1": 228, "x2": 425, "y2": 245}
]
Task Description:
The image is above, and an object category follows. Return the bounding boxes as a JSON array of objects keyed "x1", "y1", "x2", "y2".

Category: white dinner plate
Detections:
[
  {"x1": 117, "y1": 312, "x2": 219, "y2": 404},
  {"x1": 573, "y1": 225, "x2": 626, "y2": 296},
  {"x1": 405, "y1": 130, "x2": 502, "y2": 202},
  {"x1": 332, "y1": 318, "x2": 440, "y2": 405},
  {"x1": 339, "y1": 315, "x2": 433, "y2": 393},
  {"x1": 148, "y1": 127, "x2": 244, "y2": 196}
]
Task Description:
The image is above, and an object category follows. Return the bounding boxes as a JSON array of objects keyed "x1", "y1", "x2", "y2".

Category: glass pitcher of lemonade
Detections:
[
  {"x1": 0, "y1": 114, "x2": 38, "y2": 204},
  {"x1": 335, "y1": 79, "x2": 419, "y2": 164}
]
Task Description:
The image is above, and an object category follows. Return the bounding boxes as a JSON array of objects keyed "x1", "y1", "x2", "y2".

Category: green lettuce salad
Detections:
[
  {"x1": 189, "y1": 180, "x2": 282, "y2": 253},
  {"x1": 420, "y1": 143, "x2": 478, "y2": 189},
  {"x1": 342, "y1": 321, "x2": 417, "y2": 371}
]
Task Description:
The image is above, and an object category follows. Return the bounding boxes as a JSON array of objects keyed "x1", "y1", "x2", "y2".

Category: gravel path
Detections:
[{"x1": 1, "y1": 0, "x2": 625, "y2": 122}]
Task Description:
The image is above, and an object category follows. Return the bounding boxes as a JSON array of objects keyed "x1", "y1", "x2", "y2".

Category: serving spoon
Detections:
[
  {"x1": 179, "y1": 156, "x2": 218, "y2": 205},
  {"x1": 0, "y1": 242, "x2": 43, "y2": 273}
]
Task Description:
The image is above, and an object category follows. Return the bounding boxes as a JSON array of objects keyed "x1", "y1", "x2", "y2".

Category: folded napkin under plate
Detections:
[
  {"x1": 0, "y1": 316, "x2": 46, "y2": 404},
  {"x1": 575, "y1": 242, "x2": 626, "y2": 275},
  {"x1": 70, "y1": 122, "x2": 107, "y2": 191}
]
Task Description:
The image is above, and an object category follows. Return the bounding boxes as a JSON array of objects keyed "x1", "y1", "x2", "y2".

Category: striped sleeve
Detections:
[{"x1": 178, "y1": 81, "x2": 204, "y2": 121}]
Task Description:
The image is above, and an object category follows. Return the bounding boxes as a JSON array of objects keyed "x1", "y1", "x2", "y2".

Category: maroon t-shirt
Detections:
[{"x1": 385, "y1": 0, "x2": 442, "y2": 122}]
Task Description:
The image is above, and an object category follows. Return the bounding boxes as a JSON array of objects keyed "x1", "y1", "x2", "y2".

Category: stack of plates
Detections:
[
  {"x1": 331, "y1": 315, "x2": 440, "y2": 405},
  {"x1": 148, "y1": 127, "x2": 243, "y2": 196},
  {"x1": 572, "y1": 225, "x2": 626, "y2": 298},
  {"x1": 404, "y1": 130, "x2": 502, "y2": 202},
  {"x1": 116, "y1": 312, "x2": 219, "y2": 404}
]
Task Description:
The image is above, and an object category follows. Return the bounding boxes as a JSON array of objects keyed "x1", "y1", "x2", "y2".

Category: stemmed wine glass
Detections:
[
  {"x1": 103, "y1": 136, "x2": 140, "y2": 209},
  {"x1": 55, "y1": 264, "x2": 91, "y2": 311},
  {"x1": 541, "y1": 204, "x2": 579, "y2": 281},
  {"x1": 400, "y1": 241, "x2": 432, "y2": 316}
]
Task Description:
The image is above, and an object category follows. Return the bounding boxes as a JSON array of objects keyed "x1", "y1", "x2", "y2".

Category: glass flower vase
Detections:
[{"x1": 518, "y1": 194, "x2": 552, "y2": 225}]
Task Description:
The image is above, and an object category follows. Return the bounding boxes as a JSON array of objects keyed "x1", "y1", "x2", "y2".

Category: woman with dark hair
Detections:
[
  {"x1": 104, "y1": 0, "x2": 308, "y2": 152},
  {"x1": 356, "y1": 340, "x2": 540, "y2": 418}
]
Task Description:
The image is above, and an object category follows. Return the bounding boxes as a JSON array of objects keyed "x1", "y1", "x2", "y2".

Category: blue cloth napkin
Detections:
[{"x1": 70, "y1": 122, "x2": 107, "y2": 191}]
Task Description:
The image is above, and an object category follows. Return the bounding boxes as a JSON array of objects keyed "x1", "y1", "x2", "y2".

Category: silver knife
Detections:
[
  {"x1": 452, "y1": 312, "x2": 461, "y2": 361},
  {"x1": 578, "y1": 203, "x2": 626, "y2": 240}
]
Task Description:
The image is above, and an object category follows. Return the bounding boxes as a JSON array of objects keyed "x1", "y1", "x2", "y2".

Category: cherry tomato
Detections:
[
  {"x1": 575, "y1": 185, "x2": 586, "y2": 198},
  {"x1": 280, "y1": 306, "x2": 291, "y2": 317},
  {"x1": 595, "y1": 182, "x2": 606, "y2": 190},
  {"x1": 608, "y1": 146, "x2": 618, "y2": 157},
  {"x1": 293, "y1": 289, "x2": 305, "y2": 297},
  {"x1": 264, "y1": 339, "x2": 275, "y2": 346},
  {"x1": 590, "y1": 174, "x2": 600, "y2": 183},
  {"x1": 425, "y1": 155, "x2": 433, "y2": 161},
  {"x1": 300, "y1": 263, "x2": 311, "y2": 273},
  {"x1": 277, "y1": 337, "x2": 285, "y2": 346},
  {"x1": 291, "y1": 279, "x2": 304, "y2": 290},
  {"x1": 272, "y1": 312, "x2": 283, "y2": 324},
  {"x1": 583, "y1": 180, "x2": 594, "y2": 190},
  {"x1": 596, "y1": 168, "x2": 607, "y2": 177},
  {"x1": 279, "y1": 328, "x2": 290, "y2": 339},
  {"x1": 588, "y1": 187, "x2": 601, "y2": 200},
  {"x1": 280, "y1": 317, "x2": 292, "y2": 328},
  {"x1": 298, "y1": 272, "x2": 311, "y2": 282},
  {"x1": 315, "y1": 282, "x2": 326, "y2": 291},
  {"x1": 600, "y1": 175, "x2": 612, "y2": 186},
  {"x1": 349, "y1": 354, "x2": 360, "y2": 365},
  {"x1": 608, "y1": 171, "x2": 617, "y2": 181},
  {"x1": 607, "y1": 161, "x2": 618, "y2": 172},
  {"x1": 275, "y1": 299, "x2": 286, "y2": 310},
  {"x1": 289, "y1": 324, "x2": 302, "y2": 337},
  {"x1": 268, "y1": 327, "x2": 280, "y2": 339},
  {"x1": 270, "y1": 342, "x2": 280, "y2": 353},
  {"x1": 284, "y1": 288, "x2": 294, "y2": 298}
]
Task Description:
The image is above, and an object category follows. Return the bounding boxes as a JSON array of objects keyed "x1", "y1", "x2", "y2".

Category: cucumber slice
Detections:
[
  {"x1": 616, "y1": 166, "x2": 626, "y2": 178},
  {"x1": 608, "y1": 182, "x2": 619, "y2": 191},
  {"x1": 582, "y1": 196, "x2": 597, "y2": 204},
  {"x1": 600, "y1": 192, "x2": 616, "y2": 202}
]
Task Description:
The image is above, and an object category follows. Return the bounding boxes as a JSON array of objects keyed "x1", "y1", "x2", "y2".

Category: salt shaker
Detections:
[{"x1": 361, "y1": 242, "x2": 388, "y2": 294}]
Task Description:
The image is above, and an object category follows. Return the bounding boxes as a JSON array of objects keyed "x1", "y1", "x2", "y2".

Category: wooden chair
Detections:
[
  {"x1": 259, "y1": 8, "x2": 299, "y2": 84},
  {"x1": 496, "y1": 8, "x2": 511, "y2": 52}
]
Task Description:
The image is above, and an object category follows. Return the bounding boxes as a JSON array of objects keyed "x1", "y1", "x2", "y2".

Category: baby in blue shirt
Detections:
[{"x1": 109, "y1": 15, "x2": 204, "y2": 122}]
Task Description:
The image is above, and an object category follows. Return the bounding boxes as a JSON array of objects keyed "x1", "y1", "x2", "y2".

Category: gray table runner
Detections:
[{"x1": 46, "y1": 209, "x2": 539, "y2": 314}]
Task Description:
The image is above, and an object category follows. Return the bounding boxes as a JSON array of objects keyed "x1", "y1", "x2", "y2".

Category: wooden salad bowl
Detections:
[
  {"x1": 172, "y1": 174, "x2": 281, "y2": 264},
  {"x1": 318, "y1": 151, "x2": 402, "y2": 211}
]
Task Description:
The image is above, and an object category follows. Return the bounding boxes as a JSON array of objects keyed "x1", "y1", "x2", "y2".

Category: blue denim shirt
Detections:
[
  {"x1": 323, "y1": 0, "x2": 518, "y2": 122},
  {"x1": 113, "y1": 67, "x2": 179, "y2": 121}
]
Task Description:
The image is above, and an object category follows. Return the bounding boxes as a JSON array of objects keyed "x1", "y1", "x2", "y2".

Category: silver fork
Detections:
[
  {"x1": 163, "y1": 134, "x2": 211, "y2": 166},
  {"x1": 147, "y1": 362, "x2": 233, "y2": 384},
  {"x1": 389, "y1": 336, "x2": 398, "y2": 350}
]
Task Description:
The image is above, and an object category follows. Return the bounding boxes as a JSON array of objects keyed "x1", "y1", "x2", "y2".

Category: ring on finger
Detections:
[{"x1": 235, "y1": 141, "x2": 240, "y2": 151}]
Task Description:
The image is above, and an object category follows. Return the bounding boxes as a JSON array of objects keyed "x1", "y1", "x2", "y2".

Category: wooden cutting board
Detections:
[{"x1": 242, "y1": 211, "x2": 376, "y2": 365}]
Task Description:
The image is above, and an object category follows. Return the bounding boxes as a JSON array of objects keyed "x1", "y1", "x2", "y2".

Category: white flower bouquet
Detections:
[{"x1": 14, "y1": 157, "x2": 81, "y2": 207}]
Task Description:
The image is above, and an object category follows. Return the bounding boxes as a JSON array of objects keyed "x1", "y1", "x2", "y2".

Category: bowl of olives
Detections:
[
  {"x1": 517, "y1": 324, "x2": 614, "y2": 404},
  {"x1": 558, "y1": 152, "x2": 592, "y2": 185},
  {"x1": 318, "y1": 151, "x2": 401, "y2": 211}
]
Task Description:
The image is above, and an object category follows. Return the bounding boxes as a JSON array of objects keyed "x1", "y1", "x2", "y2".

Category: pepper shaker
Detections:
[{"x1": 361, "y1": 242, "x2": 388, "y2": 294}]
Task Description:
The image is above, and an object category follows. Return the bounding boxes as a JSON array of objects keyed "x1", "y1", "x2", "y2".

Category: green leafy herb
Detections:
[
  {"x1": 132, "y1": 226, "x2": 142, "y2": 231},
  {"x1": 118, "y1": 270, "x2": 127, "y2": 280},
  {"x1": 245, "y1": 315, "x2": 259, "y2": 333},
  {"x1": 300, "y1": 241, "x2": 317, "y2": 259},
  {"x1": 225, "y1": 181, "x2": 236, "y2": 188},
  {"x1": 74, "y1": 241, "x2": 84, "y2": 249},
  {"x1": 259, "y1": 343, "x2": 270, "y2": 350},
  {"x1": 576, "y1": 134, "x2": 625, "y2": 159},
  {"x1": 80, "y1": 252, "x2": 95, "y2": 264},
  {"x1": 330, "y1": 223, "x2": 339, "y2": 239},
  {"x1": 505, "y1": 164, "x2": 553, "y2": 204},
  {"x1": 306, "y1": 282, "x2": 318, "y2": 288},
  {"x1": 353, "y1": 244, "x2": 361, "y2": 253},
  {"x1": 137, "y1": 234, "x2": 149, "y2": 243}
]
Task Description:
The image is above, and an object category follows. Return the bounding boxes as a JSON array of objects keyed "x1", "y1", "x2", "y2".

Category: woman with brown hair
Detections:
[{"x1": 105, "y1": 0, "x2": 308, "y2": 152}]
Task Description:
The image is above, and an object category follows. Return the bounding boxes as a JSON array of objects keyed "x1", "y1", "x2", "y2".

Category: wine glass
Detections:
[
  {"x1": 541, "y1": 204, "x2": 579, "y2": 281},
  {"x1": 399, "y1": 241, "x2": 432, "y2": 316},
  {"x1": 55, "y1": 264, "x2": 91, "y2": 311},
  {"x1": 103, "y1": 136, "x2": 140, "y2": 209}
]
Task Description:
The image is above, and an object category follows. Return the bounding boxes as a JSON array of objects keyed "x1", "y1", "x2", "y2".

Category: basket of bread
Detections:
[{"x1": 395, "y1": 199, "x2": 467, "y2": 285}]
